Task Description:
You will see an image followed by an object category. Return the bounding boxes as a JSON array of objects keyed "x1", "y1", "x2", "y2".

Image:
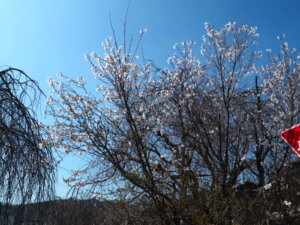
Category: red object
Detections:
[{"x1": 280, "y1": 123, "x2": 300, "y2": 158}]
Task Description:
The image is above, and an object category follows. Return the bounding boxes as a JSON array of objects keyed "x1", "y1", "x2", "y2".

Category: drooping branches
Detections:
[{"x1": 0, "y1": 68, "x2": 55, "y2": 210}]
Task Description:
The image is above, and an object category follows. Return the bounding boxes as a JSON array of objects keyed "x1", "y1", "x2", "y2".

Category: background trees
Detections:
[
  {"x1": 0, "y1": 68, "x2": 55, "y2": 224},
  {"x1": 47, "y1": 23, "x2": 300, "y2": 224}
]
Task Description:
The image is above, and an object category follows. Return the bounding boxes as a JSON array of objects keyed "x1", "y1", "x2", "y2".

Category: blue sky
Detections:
[{"x1": 1, "y1": 0, "x2": 300, "y2": 197}]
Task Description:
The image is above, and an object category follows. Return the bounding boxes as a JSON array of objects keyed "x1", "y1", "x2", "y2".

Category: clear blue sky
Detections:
[{"x1": 1, "y1": 0, "x2": 300, "y2": 197}]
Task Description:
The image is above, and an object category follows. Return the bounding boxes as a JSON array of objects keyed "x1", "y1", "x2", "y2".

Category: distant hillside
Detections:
[{"x1": 0, "y1": 198, "x2": 149, "y2": 225}]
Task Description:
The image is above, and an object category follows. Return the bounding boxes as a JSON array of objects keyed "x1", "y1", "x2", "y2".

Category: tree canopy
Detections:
[{"x1": 47, "y1": 23, "x2": 300, "y2": 224}]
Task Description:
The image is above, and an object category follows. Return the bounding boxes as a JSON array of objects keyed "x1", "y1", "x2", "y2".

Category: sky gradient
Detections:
[{"x1": 1, "y1": 0, "x2": 300, "y2": 197}]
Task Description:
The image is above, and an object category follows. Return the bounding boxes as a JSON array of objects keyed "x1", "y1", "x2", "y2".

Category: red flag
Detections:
[{"x1": 280, "y1": 123, "x2": 300, "y2": 158}]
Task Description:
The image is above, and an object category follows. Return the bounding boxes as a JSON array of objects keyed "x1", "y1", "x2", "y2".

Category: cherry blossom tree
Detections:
[{"x1": 47, "y1": 23, "x2": 300, "y2": 224}]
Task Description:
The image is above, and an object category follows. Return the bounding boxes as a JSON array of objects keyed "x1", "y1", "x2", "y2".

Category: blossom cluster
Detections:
[{"x1": 46, "y1": 22, "x2": 300, "y2": 200}]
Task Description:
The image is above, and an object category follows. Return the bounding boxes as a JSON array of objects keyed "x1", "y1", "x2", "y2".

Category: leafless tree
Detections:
[{"x1": 0, "y1": 67, "x2": 55, "y2": 224}]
